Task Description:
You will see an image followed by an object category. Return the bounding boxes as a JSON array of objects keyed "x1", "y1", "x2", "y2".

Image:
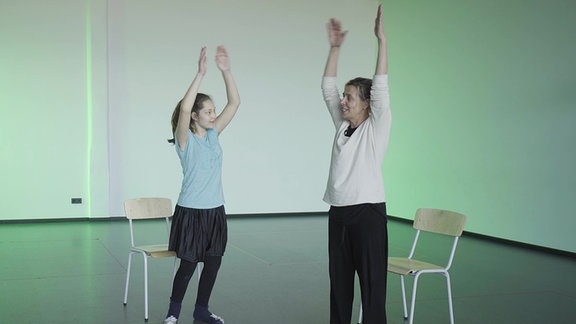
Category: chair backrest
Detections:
[
  {"x1": 408, "y1": 208, "x2": 467, "y2": 269},
  {"x1": 124, "y1": 198, "x2": 173, "y2": 220},
  {"x1": 124, "y1": 198, "x2": 173, "y2": 248},
  {"x1": 413, "y1": 208, "x2": 466, "y2": 237}
]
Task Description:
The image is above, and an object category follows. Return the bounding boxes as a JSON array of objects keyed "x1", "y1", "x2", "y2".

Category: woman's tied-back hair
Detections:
[
  {"x1": 346, "y1": 77, "x2": 372, "y2": 102},
  {"x1": 168, "y1": 93, "x2": 212, "y2": 144}
]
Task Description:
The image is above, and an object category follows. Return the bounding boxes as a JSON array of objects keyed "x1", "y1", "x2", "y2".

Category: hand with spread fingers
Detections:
[
  {"x1": 327, "y1": 18, "x2": 347, "y2": 48},
  {"x1": 214, "y1": 45, "x2": 231, "y2": 72}
]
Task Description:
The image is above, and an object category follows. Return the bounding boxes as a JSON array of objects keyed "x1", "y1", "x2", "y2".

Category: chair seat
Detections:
[
  {"x1": 388, "y1": 257, "x2": 445, "y2": 275},
  {"x1": 132, "y1": 244, "x2": 176, "y2": 258}
]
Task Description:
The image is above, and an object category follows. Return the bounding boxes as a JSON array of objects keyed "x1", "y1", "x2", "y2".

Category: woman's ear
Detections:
[
  {"x1": 191, "y1": 111, "x2": 198, "y2": 121},
  {"x1": 362, "y1": 99, "x2": 370, "y2": 110}
]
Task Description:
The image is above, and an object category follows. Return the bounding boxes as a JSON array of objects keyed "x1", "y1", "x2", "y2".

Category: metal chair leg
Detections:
[
  {"x1": 143, "y1": 254, "x2": 149, "y2": 321},
  {"x1": 445, "y1": 272, "x2": 455, "y2": 324},
  {"x1": 400, "y1": 275, "x2": 408, "y2": 319},
  {"x1": 123, "y1": 252, "x2": 133, "y2": 305},
  {"x1": 409, "y1": 273, "x2": 428, "y2": 324}
]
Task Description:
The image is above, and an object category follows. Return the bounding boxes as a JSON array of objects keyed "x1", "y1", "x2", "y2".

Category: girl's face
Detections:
[
  {"x1": 340, "y1": 85, "x2": 369, "y2": 122},
  {"x1": 193, "y1": 100, "x2": 217, "y2": 130}
]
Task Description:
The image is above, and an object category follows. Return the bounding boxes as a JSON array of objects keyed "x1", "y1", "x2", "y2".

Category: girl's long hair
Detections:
[{"x1": 167, "y1": 93, "x2": 211, "y2": 144}]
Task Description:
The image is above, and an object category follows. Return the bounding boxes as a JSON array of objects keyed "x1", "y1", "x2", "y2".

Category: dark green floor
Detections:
[{"x1": 1, "y1": 216, "x2": 575, "y2": 324}]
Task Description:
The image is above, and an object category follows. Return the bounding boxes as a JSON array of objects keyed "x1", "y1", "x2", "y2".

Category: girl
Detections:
[{"x1": 164, "y1": 45, "x2": 240, "y2": 324}]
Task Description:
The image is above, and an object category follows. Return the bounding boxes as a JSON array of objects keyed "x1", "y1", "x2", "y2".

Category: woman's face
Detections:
[
  {"x1": 193, "y1": 100, "x2": 217, "y2": 130},
  {"x1": 340, "y1": 85, "x2": 369, "y2": 122}
]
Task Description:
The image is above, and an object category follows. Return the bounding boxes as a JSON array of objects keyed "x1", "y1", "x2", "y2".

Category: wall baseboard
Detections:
[
  {"x1": 385, "y1": 215, "x2": 576, "y2": 259},
  {"x1": 1, "y1": 213, "x2": 574, "y2": 258}
]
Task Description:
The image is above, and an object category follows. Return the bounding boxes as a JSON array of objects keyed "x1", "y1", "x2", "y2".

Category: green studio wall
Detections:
[{"x1": 383, "y1": 0, "x2": 576, "y2": 252}]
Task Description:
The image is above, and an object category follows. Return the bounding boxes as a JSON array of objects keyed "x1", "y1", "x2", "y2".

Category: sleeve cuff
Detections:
[{"x1": 373, "y1": 74, "x2": 389, "y2": 84}]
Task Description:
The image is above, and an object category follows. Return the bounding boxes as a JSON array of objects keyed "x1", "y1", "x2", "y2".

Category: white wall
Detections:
[
  {"x1": 105, "y1": 0, "x2": 379, "y2": 216},
  {"x1": 0, "y1": 0, "x2": 379, "y2": 219},
  {"x1": 1, "y1": 0, "x2": 91, "y2": 218}
]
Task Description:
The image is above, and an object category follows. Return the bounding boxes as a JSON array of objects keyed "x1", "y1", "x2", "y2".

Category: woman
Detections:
[
  {"x1": 322, "y1": 5, "x2": 391, "y2": 324},
  {"x1": 164, "y1": 45, "x2": 240, "y2": 324}
]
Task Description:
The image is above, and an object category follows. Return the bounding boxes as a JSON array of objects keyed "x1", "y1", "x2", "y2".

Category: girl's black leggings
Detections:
[{"x1": 170, "y1": 256, "x2": 222, "y2": 307}]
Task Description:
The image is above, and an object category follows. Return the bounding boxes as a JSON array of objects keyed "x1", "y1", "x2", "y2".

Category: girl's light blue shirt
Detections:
[{"x1": 175, "y1": 128, "x2": 224, "y2": 209}]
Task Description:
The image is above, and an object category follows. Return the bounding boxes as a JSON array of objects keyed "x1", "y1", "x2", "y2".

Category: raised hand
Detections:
[
  {"x1": 215, "y1": 45, "x2": 231, "y2": 72},
  {"x1": 198, "y1": 46, "x2": 207, "y2": 76},
  {"x1": 213, "y1": 45, "x2": 239, "y2": 133},
  {"x1": 374, "y1": 4, "x2": 388, "y2": 75},
  {"x1": 326, "y1": 18, "x2": 347, "y2": 47},
  {"x1": 374, "y1": 4, "x2": 385, "y2": 41}
]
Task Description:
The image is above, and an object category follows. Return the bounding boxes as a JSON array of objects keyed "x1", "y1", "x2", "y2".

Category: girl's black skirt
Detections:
[{"x1": 168, "y1": 204, "x2": 228, "y2": 262}]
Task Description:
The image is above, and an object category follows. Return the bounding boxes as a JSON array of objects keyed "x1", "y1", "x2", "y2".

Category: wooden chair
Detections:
[
  {"x1": 358, "y1": 208, "x2": 467, "y2": 324},
  {"x1": 122, "y1": 197, "x2": 177, "y2": 321}
]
